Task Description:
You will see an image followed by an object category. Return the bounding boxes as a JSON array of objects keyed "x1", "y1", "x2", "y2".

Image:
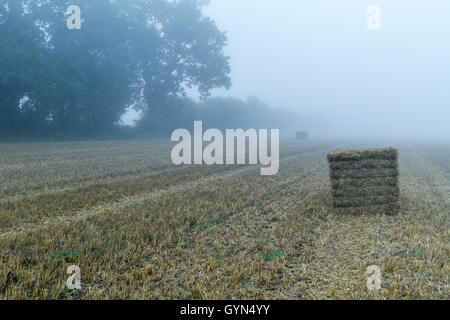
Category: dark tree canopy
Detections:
[{"x1": 0, "y1": 0, "x2": 231, "y2": 135}]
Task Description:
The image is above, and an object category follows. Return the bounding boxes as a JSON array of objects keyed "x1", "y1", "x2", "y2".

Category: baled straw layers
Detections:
[{"x1": 327, "y1": 147, "x2": 399, "y2": 215}]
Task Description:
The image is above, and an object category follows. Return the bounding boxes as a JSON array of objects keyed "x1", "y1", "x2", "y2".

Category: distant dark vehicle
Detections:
[{"x1": 296, "y1": 131, "x2": 308, "y2": 140}]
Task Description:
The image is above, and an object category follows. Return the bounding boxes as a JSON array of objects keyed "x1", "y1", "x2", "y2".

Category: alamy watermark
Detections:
[
  {"x1": 66, "y1": 5, "x2": 82, "y2": 30},
  {"x1": 64, "y1": 4, "x2": 382, "y2": 32},
  {"x1": 367, "y1": 5, "x2": 381, "y2": 30},
  {"x1": 366, "y1": 265, "x2": 382, "y2": 291},
  {"x1": 66, "y1": 265, "x2": 81, "y2": 291},
  {"x1": 171, "y1": 121, "x2": 279, "y2": 176}
]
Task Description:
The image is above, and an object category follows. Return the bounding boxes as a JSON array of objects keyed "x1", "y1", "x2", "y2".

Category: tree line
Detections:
[
  {"x1": 1, "y1": 0, "x2": 302, "y2": 138},
  {"x1": 138, "y1": 96, "x2": 303, "y2": 137},
  {"x1": 0, "y1": 0, "x2": 231, "y2": 136}
]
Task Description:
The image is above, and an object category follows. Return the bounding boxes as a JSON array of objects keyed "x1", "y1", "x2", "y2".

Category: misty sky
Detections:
[{"x1": 125, "y1": 0, "x2": 450, "y2": 139}]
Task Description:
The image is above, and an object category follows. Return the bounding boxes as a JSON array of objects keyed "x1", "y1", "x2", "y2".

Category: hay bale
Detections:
[
  {"x1": 331, "y1": 176, "x2": 398, "y2": 189},
  {"x1": 329, "y1": 159, "x2": 397, "y2": 170},
  {"x1": 329, "y1": 167, "x2": 399, "y2": 179},
  {"x1": 327, "y1": 147, "x2": 400, "y2": 214},
  {"x1": 296, "y1": 131, "x2": 308, "y2": 140},
  {"x1": 327, "y1": 147, "x2": 397, "y2": 162}
]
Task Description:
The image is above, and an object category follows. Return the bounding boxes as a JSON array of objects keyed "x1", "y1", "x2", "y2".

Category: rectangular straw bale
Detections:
[
  {"x1": 329, "y1": 159, "x2": 397, "y2": 170},
  {"x1": 331, "y1": 176, "x2": 398, "y2": 189},
  {"x1": 327, "y1": 147, "x2": 400, "y2": 214},
  {"x1": 296, "y1": 131, "x2": 308, "y2": 140},
  {"x1": 329, "y1": 167, "x2": 399, "y2": 179},
  {"x1": 327, "y1": 147, "x2": 398, "y2": 162}
]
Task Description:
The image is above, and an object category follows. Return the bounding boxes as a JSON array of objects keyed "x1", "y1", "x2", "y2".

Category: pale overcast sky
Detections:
[
  {"x1": 125, "y1": 0, "x2": 450, "y2": 139},
  {"x1": 205, "y1": 0, "x2": 450, "y2": 136}
]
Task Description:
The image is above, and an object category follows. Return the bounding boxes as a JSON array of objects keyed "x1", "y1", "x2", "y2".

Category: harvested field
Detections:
[
  {"x1": 333, "y1": 195, "x2": 400, "y2": 208},
  {"x1": 331, "y1": 185, "x2": 399, "y2": 198},
  {"x1": 0, "y1": 139, "x2": 448, "y2": 300}
]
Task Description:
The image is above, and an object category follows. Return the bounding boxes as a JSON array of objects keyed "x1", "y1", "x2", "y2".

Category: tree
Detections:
[
  {"x1": 0, "y1": 0, "x2": 231, "y2": 136},
  {"x1": 114, "y1": 0, "x2": 232, "y2": 117},
  {"x1": 30, "y1": 0, "x2": 140, "y2": 134},
  {"x1": 0, "y1": 0, "x2": 58, "y2": 135}
]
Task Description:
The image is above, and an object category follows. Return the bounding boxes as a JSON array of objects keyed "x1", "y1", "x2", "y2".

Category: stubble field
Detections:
[{"x1": 0, "y1": 138, "x2": 448, "y2": 299}]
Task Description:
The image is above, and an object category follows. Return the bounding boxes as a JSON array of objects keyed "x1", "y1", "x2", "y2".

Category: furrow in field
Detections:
[
  {"x1": 0, "y1": 161, "x2": 173, "y2": 201},
  {"x1": 0, "y1": 140, "x2": 323, "y2": 198},
  {"x1": 0, "y1": 148, "x2": 170, "y2": 171},
  {"x1": 0, "y1": 164, "x2": 240, "y2": 232},
  {"x1": 0, "y1": 165, "x2": 255, "y2": 241}
]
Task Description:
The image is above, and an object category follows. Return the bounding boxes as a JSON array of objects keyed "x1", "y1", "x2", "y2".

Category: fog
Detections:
[
  {"x1": 3, "y1": 0, "x2": 449, "y2": 140},
  {"x1": 198, "y1": 0, "x2": 450, "y2": 139}
]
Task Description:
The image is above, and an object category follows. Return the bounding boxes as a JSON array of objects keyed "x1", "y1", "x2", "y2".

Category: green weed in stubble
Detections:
[
  {"x1": 263, "y1": 194, "x2": 275, "y2": 200},
  {"x1": 58, "y1": 249, "x2": 80, "y2": 259},
  {"x1": 264, "y1": 251, "x2": 286, "y2": 261},
  {"x1": 240, "y1": 282, "x2": 248, "y2": 290}
]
